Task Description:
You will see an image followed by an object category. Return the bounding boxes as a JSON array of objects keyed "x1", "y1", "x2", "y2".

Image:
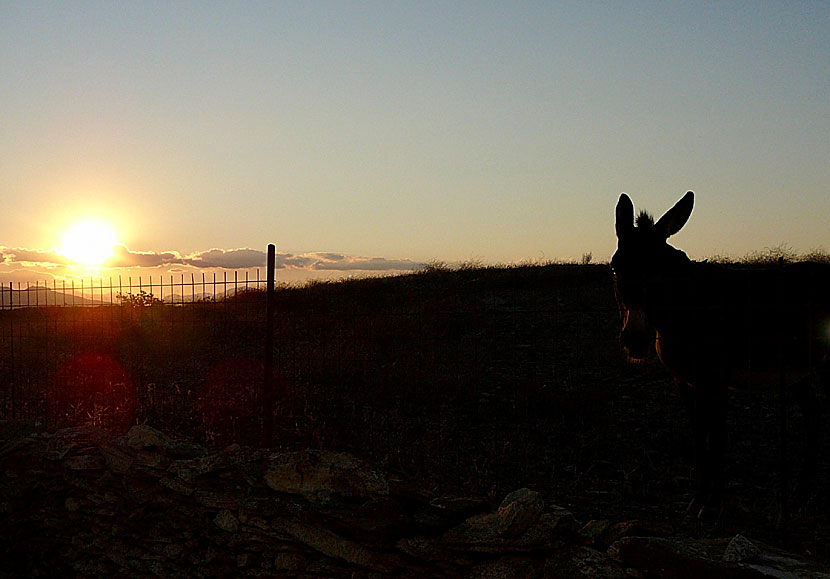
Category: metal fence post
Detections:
[
  {"x1": 9, "y1": 282, "x2": 15, "y2": 420},
  {"x1": 777, "y1": 256, "x2": 789, "y2": 538},
  {"x1": 263, "y1": 244, "x2": 276, "y2": 446}
]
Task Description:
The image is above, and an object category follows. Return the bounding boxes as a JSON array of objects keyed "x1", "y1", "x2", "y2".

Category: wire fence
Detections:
[
  {"x1": 0, "y1": 261, "x2": 825, "y2": 554},
  {"x1": 0, "y1": 271, "x2": 268, "y2": 308},
  {"x1": 0, "y1": 265, "x2": 622, "y2": 450}
]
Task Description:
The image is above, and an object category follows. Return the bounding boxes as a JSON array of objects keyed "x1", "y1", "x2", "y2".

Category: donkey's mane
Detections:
[{"x1": 636, "y1": 210, "x2": 654, "y2": 229}]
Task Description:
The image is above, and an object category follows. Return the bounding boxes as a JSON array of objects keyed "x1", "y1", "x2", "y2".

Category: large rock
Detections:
[
  {"x1": 545, "y1": 546, "x2": 630, "y2": 578},
  {"x1": 270, "y1": 517, "x2": 403, "y2": 573},
  {"x1": 264, "y1": 449, "x2": 388, "y2": 500},
  {"x1": 3, "y1": 425, "x2": 830, "y2": 578},
  {"x1": 124, "y1": 425, "x2": 169, "y2": 450},
  {"x1": 441, "y1": 489, "x2": 580, "y2": 553},
  {"x1": 609, "y1": 535, "x2": 830, "y2": 579}
]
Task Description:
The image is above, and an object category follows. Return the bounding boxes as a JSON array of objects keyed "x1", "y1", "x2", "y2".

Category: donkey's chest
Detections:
[{"x1": 655, "y1": 330, "x2": 818, "y2": 391}]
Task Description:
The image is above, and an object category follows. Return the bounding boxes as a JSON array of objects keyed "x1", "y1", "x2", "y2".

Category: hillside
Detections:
[{"x1": 1, "y1": 263, "x2": 828, "y2": 565}]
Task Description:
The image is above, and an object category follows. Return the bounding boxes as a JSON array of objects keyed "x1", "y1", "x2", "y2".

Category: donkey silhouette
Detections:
[{"x1": 612, "y1": 191, "x2": 830, "y2": 517}]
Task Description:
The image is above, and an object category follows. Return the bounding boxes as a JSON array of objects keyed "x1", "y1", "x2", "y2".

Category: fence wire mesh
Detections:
[{"x1": 0, "y1": 265, "x2": 825, "y2": 507}]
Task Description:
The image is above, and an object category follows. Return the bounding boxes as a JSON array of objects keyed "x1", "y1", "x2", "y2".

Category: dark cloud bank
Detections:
[{"x1": 3, "y1": 246, "x2": 424, "y2": 273}]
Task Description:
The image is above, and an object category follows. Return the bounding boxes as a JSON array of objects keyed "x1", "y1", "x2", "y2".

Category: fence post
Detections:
[
  {"x1": 9, "y1": 282, "x2": 15, "y2": 420},
  {"x1": 263, "y1": 244, "x2": 276, "y2": 446},
  {"x1": 777, "y1": 256, "x2": 789, "y2": 538}
]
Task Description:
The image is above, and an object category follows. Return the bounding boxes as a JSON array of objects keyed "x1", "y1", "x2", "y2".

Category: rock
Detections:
[
  {"x1": 469, "y1": 555, "x2": 542, "y2": 578},
  {"x1": 270, "y1": 518, "x2": 402, "y2": 573},
  {"x1": 738, "y1": 540, "x2": 830, "y2": 578},
  {"x1": 579, "y1": 519, "x2": 613, "y2": 546},
  {"x1": 214, "y1": 509, "x2": 239, "y2": 533},
  {"x1": 63, "y1": 454, "x2": 106, "y2": 470},
  {"x1": 608, "y1": 536, "x2": 739, "y2": 579},
  {"x1": 194, "y1": 489, "x2": 238, "y2": 509},
  {"x1": 273, "y1": 551, "x2": 306, "y2": 571},
  {"x1": 99, "y1": 442, "x2": 134, "y2": 473},
  {"x1": 353, "y1": 497, "x2": 410, "y2": 545},
  {"x1": 545, "y1": 546, "x2": 630, "y2": 578},
  {"x1": 159, "y1": 475, "x2": 195, "y2": 496},
  {"x1": 264, "y1": 450, "x2": 388, "y2": 500},
  {"x1": 723, "y1": 534, "x2": 760, "y2": 563},
  {"x1": 134, "y1": 449, "x2": 170, "y2": 469},
  {"x1": 496, "y1": 488, "x2": 544, "y2": 537},
  {"x1": 610, "y1": 535, "x2": 830, "y2": 579},
  {"x1": 162, "y1": 440, "x2": 208, "y2": 459},
  {"x1": 429, "y1": 495, "x2": 489, "y2": 515},
  {"x1": 612, "y1": 520, "x2": 672, "y2": 541},
  {"x1": 441, "y1": 492, "x2": 579, "y2": 553},
  {"x1": 396, "y1": 537, "x2": 451, "y2": 562},
  {"x1": 124, "y1": 425, "x2": 169, "y2": 450},
  {"x1": 64, "y1": 497, "x2": 82, "y2": 512},
  {"x1": 167, "y1": 452, "x2": 229, "y2": 482},
  {"x1": 3, "y1": 425, "x2": 829, "y2": 579}
]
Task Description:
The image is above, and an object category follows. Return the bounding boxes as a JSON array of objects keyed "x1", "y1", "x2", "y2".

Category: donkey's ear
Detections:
[
  {"x1": 655, "y1": 191, "x2": 694, "y2": 239},
  {"x1": 615, "y1": 193, "x2": 635, "y2": 239}
]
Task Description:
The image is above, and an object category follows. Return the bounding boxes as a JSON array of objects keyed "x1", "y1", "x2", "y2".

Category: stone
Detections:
[
  {"x1": 441, "y1": 494, "x2": 579, "y2": 553},
  {"x1": 429, "y1": 495, "x2": 489, "y2": 515},
  {"x1": 353, "y1": 497, "x2": 410, "y2": 544},
  {"x1": 395, "y1": 537, "x2": 450, "y2": 562},
  {"x1": 162, "y1": 440, "x2": 208, "y2": 459},
  {"x1": 167, "y1": 453, "x2": 229, "y2": 482},
  {"x1": 722, "y1": 534, "x2": 760, "y2": 563},
  {"x1": 545, "y1": 546, "x2": 630, "y2": 578},
  {"x1": 159, "y1": 476, "x2": 195, "y2": 496},
  {"x1": 270, "y1": 518, "x2": 402, "y2": 573},
  {"x1": 99, "y1": 442, "x2": 134, "y2": 473},
  {"x1": 496, "y1": 488, "x2": 544, "y2": 537},
  {"x1": 124, "y1": 425, "x2": 169, "y2": 450},
  {"x1": 194, "y1": 489, "x2": 238, "y2": 509},
  {"x1": 273, "y1": 552, "x2": 306, "y2": 571},
  {"x1": 608, "y1": 536, "x2": 734, "y2": 579},
  {"x1": 214, "y1": 509, "x2": 239, "y2": 533},
  {"x1": 579, "y1": 519, "x2": 613, "y2": 546},
  {"x1": 63, "y1": 454, "x2": 106, "y2": 470},
  {"x1": 3, "y1": 425, "x2": 830, "y2": 579},
  {"x1": 264, "y1": 450, "x2": 388, "y2": 500},
  {"x1": 469, "y1": 555, "x2": 542, "y2": 578},
  {"x1": 134, "y1": 449, "x2": 170, "y2": 470},
  {"x1": 610, "y1": 535, "x2": 830, "y2": 579}
]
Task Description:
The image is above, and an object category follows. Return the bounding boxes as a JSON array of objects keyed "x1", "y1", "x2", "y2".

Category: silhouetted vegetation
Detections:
[{"x1": 1, "y1": 259, "x2": 828, "y2": 560}]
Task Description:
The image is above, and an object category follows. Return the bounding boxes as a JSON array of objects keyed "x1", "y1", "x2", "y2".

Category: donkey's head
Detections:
[{"x1": 611, "y1": 191, "x2": 694, "y2": 361}]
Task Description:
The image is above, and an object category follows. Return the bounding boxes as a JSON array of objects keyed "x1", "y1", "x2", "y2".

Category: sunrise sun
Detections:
[{"x1": 60, "y1": 220, "x2": 118, "y2": 266}]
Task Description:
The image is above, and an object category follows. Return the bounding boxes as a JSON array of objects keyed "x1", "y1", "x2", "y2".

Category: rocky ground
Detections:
[{"x1": 1, "y1": 423, "x2": 828, "y2": 578}]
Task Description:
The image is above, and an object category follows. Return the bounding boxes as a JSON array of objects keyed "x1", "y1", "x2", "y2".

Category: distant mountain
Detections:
[
  {"x1": 0, "y1": 288, "x2": 104, "y2": 308},
  {"x1": 0, "y1": 286, "x2": 260, "y2": 308}
]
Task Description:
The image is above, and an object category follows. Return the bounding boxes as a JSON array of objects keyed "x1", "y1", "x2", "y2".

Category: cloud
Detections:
[
  {"x1": 309, "y1": 252, "x2": 346, "y2": 262},
  {"x1": 0, "y1": 245, "x2": 423, "y2": 275},
  {"x1": 182, "y1": 248, "x2": 266, "y2": 269},
  {"x1": 4, "y1": 248, "x2": 70, "y2": 265},
  {"x1": 109, "y1": 245, "x2": 181, "y2": 267},
  {"x1": 311, "y1": 256, "x2": 423, "y2": 271}
]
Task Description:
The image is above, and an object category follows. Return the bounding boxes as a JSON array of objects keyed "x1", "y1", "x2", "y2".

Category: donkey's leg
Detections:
[
  {"x1": 705, "y1": 383, "x2": 727, "y2": 513},
  {"x1": 688, "y1": 382, "x2": 726, "y2": 519},
  {"x1": 684, "y1": 381, "x2": 710, "y2": 514},
  {"x1": 793, "y1": 373, "x2": 824, "y2": 504}
]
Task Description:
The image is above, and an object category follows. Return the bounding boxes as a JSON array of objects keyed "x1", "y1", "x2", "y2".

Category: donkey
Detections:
[{"x1": 612, "y1": 191, "x2": 830, "y2": 517}]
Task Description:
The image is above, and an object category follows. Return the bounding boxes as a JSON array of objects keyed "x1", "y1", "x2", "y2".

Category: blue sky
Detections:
[{"x1": 1, "y1": 1, "x2": 827, "y2": 282}]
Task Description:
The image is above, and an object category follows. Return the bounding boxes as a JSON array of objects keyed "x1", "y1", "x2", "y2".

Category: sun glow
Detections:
[{"x1": 60, "y1": 220, "x2": 118, "y2": 266}]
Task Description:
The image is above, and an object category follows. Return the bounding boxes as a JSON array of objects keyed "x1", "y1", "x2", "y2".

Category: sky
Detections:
[{"x1": 1, "y1": 1, "x2": 828, "y2": 284}]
